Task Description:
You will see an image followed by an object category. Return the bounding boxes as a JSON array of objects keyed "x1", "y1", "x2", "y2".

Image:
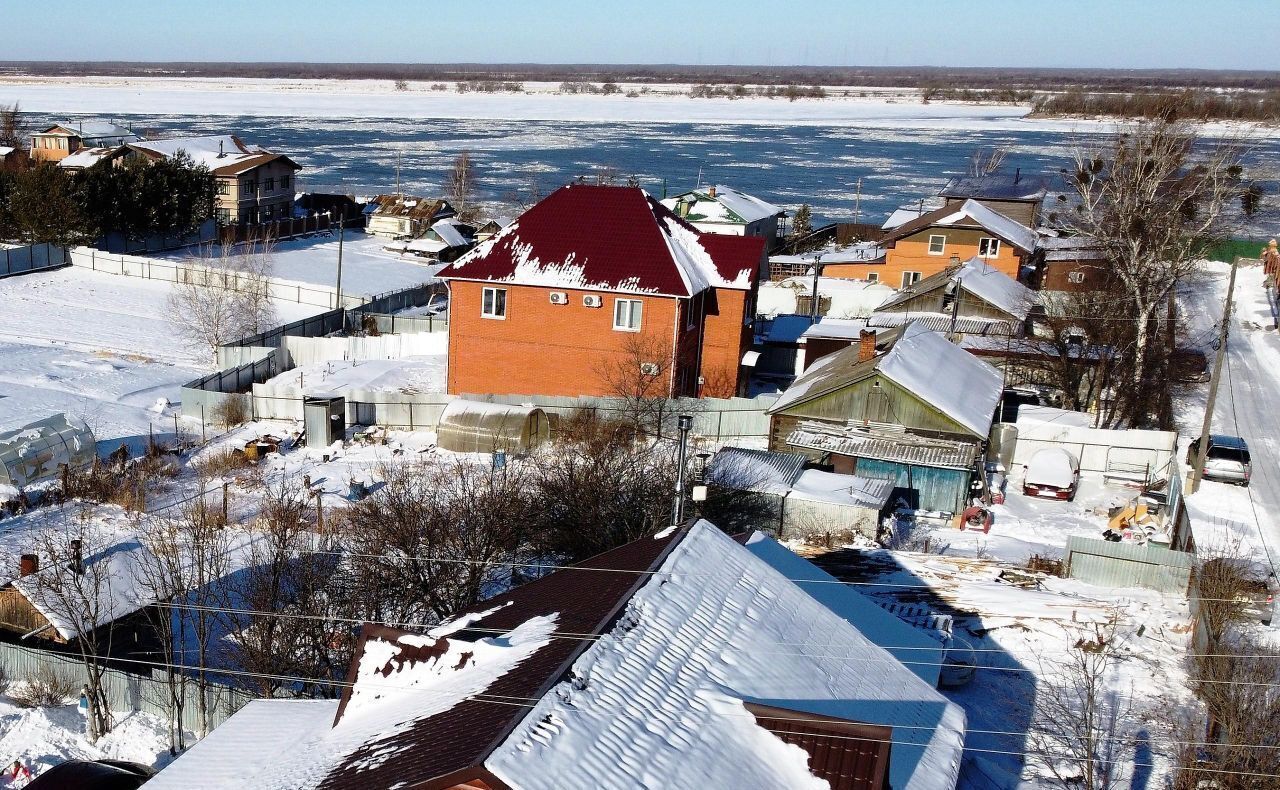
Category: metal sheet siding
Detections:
[
  {"x1": 852, "y1": 459, "x2": 971, "y2": 514},
  {"x1": 1065, "y1": 536, "x2": 1194, "y2": 595}
]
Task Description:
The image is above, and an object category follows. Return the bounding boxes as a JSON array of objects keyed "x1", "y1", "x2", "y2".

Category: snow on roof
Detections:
[
  {"x1": 13, "y1": 538, "x2": 159, "y2": 641},
  {"x1": 44, "y1": 120, "x2": 138, "y2": 140},
  {"x1": 705, "y1": 446, "x2": 808, "y2": 496},
  {"x1": 883, "y1": 199, "x2": 1038, "y2": 253},
  {"x1": 428, "y1": 218, "x2": 470, "y2": 248},
  {"x1": 0, "y1": 146, "x2": 15, "y2": 157},
  {"x1": 440, "y1": 185, "x2": 760, "y2": 297},
  {"x1": 799, "y1": 317, "x2": 871, "y2": 341},
  {"x1": 771, "y1": 242, "x2": 885, "y2": 266},
  {"x1": 953, "y1": 257, "x2": 1040, "y2": 319},
  {"x1": 57, "y1": 146, "x2": 121, "y2": 169},
  {"x1": 787, "y1": 468, "x2": 896, "y2": 510},
  {"x1": 741, "y1": 532, "x2": 945, "y2": 687},
  {"x1": 1015, "y1": 404, "x2": 1092, "y2": 431},
  {"x1": 661, "y1": 184, "x2": 784, "y2": 225},
  {"x1": 882, "y1": 199, "x2": 945, "y2": 230},
  {"x1": 128, "y1": 135, "x2": 291, "y2": 176},
  {"x1": 485, "y1": 521, "x2": 965, "y2": 790},
  {"x1": 877, "y1": 323, "x2": 1003, "y2": 438},
  {"x1": 939, "y1": 174, "x2": 1048, "y2": 202}
]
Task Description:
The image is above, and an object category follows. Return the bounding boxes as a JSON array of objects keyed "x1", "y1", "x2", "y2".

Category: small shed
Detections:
[
  {"x1": 782, "y1": 470, "x2": 895, "y2": 541},
  {"x1": 0, "y1": 414, "x2": 96, "y2": 488},
  {"x1": 436, "y1": 400, "x2": 550, "y2": 454}
]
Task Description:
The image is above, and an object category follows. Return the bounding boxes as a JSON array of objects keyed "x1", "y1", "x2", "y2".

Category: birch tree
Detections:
[
  {"x1": 167, "y1": 239, "x2": 278, "y2": 362},
  {"x1": 1064, "y1": 120, "x2": 1258, "y2": 425}
]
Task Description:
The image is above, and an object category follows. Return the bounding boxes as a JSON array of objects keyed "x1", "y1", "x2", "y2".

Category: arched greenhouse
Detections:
[
  {"x1": 0, "y1": 414, "x2": 97, "y2": 488},
  {"x1": 436, "y1": 400, "x2": 550, "y2": 454}
]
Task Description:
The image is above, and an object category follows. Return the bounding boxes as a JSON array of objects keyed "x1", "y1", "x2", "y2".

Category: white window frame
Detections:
[
  {"x1": 927, "y1": 234, "x2": 946, "y2": 255},
  {"x1": 1067, "y1": 270, "x2": 1086, "y2": 284},
  {"x1": 481, "y1": 287, "x2": 507, "y2": 319},
  {"x1": 901, "y1": 271, "x2": 922, "y2": 288},
  {"x1": 613, "y1": 298, "x2": 643, "y2": 332},
  {"x1": 865, "y1": 272, "x2": 879, "y2": 283},
  {"x1": 978, "y1": 237, "x2": 1001, "y2": 259}
]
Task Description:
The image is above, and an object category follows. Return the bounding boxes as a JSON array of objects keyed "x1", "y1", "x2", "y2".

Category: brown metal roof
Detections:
[
  {"x1": 369, "y1": 195, "x2": 455, "y2": 220},
  {"x1": 745, "y1": 702, "x2": 892, "y2": 790},
  {"x1": 317, "y1": 526, "x2": 688, "y2": 790}
]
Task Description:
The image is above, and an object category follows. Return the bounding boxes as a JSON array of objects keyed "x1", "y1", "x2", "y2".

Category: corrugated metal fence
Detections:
[
  {"x1": 1064, "y1": 535, "x2": 1195, "y2": 595},
  {"x1": 0, "y1": 640, "x2": 253, "y2": 733},
  {"x1": 0, "y1": 243, "x2": 68, "y2": 278}
]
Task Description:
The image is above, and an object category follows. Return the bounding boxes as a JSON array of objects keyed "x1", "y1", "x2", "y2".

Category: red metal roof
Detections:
[
  {"x1": 438, "y1": 185, "x2": 758, "y2": 296},
  {"x1": 318, "y1": 526, "x2": 687, "y2": 790},
  {"x1": 697, "y1": 232, "x2": 765, "y2": 290}
]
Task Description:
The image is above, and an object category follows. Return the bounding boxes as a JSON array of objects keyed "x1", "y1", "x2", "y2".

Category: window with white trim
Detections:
[
  {"x1": 1067, "y1": 270, "x2": 1086, "y2": 284},
  {"x1": 866, "y1": 272, "x2": 879, "y2": 283},
  {"x1": 978, "y1": 237, "x2": 1001, "y2": 258},
  {"x1": 901, "y1": 271, "x2": 922, "y2": 288},
  {"x1": 482, "y1": 287, "x2": 507, "y2": 319},
  {"x1": 614, "y1": 298, "x2": 643, "y2": 331},
  {"x1": 927, "y1": 235, "x2": 946, "y2": 255}
]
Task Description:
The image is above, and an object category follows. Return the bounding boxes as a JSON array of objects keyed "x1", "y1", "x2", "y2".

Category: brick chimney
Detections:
[
  {"x1": 858, "y1": 330, "x2": 877, "y2": 362},
  {"x1": 19, "y1": 554, "x2": 37, "y2": 578}
]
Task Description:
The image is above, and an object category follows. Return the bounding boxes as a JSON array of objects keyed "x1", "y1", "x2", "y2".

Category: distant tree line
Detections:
[
  {"x1": 1033, "y1": 88, "x2": 1280, "y2": 122},
  {"x1": 7, "y1": 61, "x2": 1280, "y2": 91},
  {"x1": 0, "y1": 151, "x2": 215, "y2": 247}
]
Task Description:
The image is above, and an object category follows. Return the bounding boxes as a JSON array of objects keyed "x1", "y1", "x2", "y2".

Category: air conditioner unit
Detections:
[
  {"x1": 583, "y1": 295, "x2": 603, "y2": 308},
  {"x1": 549, "y1": 291, "x2": 568, "y2": 305},
  {"x1": 639, "y1": 362, "x2": 660, "y2": 376}
]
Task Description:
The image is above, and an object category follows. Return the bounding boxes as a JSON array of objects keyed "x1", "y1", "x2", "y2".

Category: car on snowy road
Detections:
[
  {"x1": 1187, "y1": 434, "x2": 1252, "y2": 486},
  {"x1": 1022, "y1": 448, "x2": 1081, "y2": 501}
]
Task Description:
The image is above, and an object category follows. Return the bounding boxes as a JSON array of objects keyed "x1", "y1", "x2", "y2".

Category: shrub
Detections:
[
  {"x1": 10, "y1": 666, "x2": 75, "y2": 708},
  {"x1": 211, "y1": 394, "x2": 250, "y2": 428},
  {"x1": 192, "y1": 447, "x2": 252, "y2": 478}
]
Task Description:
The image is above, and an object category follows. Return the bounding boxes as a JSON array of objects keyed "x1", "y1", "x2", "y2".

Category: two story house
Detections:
[
  {"x1": 438, "y1": 184, "x2": 765, "y2": 399},
  {"x1": 823, "y1": 199, "x2": 1039, "y2": 286},
  {"x1": 660, "y1": 184, "x2": 786, "y2": 251},
  {"x1": 29, "y1": 121, "x2": 141, "y2": 163},
  {"x1": 127, "y1": 135, "x2": 301, "y2": 225}
]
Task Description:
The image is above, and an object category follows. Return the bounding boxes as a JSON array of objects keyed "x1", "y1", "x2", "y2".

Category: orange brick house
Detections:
[
  {"x1": 438, "y1": 185, "x2": 765, "y2": 399},
  {"x1": 822, "y1": 199, "x2": 1039, "y2": 287}
]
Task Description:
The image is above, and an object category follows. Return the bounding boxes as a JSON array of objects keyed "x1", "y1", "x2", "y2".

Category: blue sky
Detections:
[{"x1": 7, "y1": 0, "x2": 1276, "y2": 69}]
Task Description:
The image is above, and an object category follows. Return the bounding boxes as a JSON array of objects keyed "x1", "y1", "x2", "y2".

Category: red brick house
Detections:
[{"x1": 438, "y1": 185, "x2": 765, "y2": 399}]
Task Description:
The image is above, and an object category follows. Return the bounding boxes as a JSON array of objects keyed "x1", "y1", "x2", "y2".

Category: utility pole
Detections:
[
  {"x1": 335, "y1": 213, "x2": 345, "y2": 309},
  {"x1": 672, "y1": 415, "x2": 693, "y2": 528},
  {"x1": 809, "y1": 252, "x2": 825, "y2": 322},
  {"x1": 853, "y1": 177, "x2": 862, "y2": 226},
  {"x1": 1190, "y1": 255, "x2": 1240, "y2": 493},
  {"x1": 395, "y1": 151, "x2": 402, "y2": 198}
]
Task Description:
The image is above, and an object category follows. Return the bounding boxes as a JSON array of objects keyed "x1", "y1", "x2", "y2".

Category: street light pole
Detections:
[{"x1": 672, "y1": 414, "x2": 693, "y2": 528}]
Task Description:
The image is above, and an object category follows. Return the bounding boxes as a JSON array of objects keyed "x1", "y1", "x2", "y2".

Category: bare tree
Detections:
[
  {"x1": 167, "y1": 240, "x2": 278, "y2": 362},
  {"x1": 968, "y1": 145, "x2": 1009, "y2": 177},
  {"x1": 28, "y1": 519, "x2": 125, "y2": 743},
  {"x1": 447, "y1": 151, "x2": 476, "y2": 220},
  {"x1": 343, "y1": 457, "x2": 531, "y2": 624},
  {"x1": 0, "y1": 102, "x2": 23, "y2": 149},
  {"x1": 1026, "y1": 619, "x2": 1133, "y2": 790},
  {"x1": 595, "y1": 332, "x2": 680, "y2": 439},
  {"x1": 1064, "y1": 120, "x2": 1258, "y2": 426},
  {"x1": 502, "y1": 176, "x2": 543, "y2": 212}
]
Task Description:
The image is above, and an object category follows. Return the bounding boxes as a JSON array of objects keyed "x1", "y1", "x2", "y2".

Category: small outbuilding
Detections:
[
  {"x1": 435, "y1": 400, "x2": 550, "y2": 454},
  {"x1": 0, "y1": 414, "x2": 96, "y2": 489}
]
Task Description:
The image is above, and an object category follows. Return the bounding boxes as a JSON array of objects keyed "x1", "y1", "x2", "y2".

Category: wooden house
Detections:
[
  {"x1": 30, "y1": 121, "x2": 140, "y2": 163},
  {"x1": 660, "y1": 184, "x2": 786, "y2": 251},
  {"x1": 938, "y1": 172, "x2": 1048, "y2": 227},
  {"x1": 766, "y1": 321, "x2": 1003, "y2": 450},
  {"x1": 364, "y1": 195, "x2": 456, "y2": 239},
  {"x1": 867, "y1": 256, "x2": 1041, "y2": 338}
]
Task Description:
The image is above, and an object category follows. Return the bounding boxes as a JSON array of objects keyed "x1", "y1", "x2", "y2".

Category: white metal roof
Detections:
[
  {"x1": 877, "y1": 323, "x2": 1003, "y2": 438},
  {"x1": 661, "y1": 184, "x2": 783, "y2": 225}
]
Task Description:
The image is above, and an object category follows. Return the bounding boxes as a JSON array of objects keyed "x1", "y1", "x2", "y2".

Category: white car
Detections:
[{"x1": 1023, "y1": 448, "x2": 1081, "y2": 501}]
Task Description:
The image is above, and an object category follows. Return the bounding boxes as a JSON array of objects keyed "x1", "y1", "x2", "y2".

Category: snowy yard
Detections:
[
  {"x1": 0, "y1": 268, "x2": 319, "y2": 451},
  {"x1": 0, "y1": 698, "x2": 176, "y2": 780},
  {"x1": 153, "y1": 232, "x2": 446, "y2": 297}
]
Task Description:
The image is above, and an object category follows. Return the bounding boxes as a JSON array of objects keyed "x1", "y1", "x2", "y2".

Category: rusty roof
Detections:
[
  {"x1": 316, "y1": 526, "x2": 687, "y2": 790},
  {"x1": 368, "y1": 195, "x2": 456, "y2": 220},
  {"x1": 786, "y1": 421, "x2": 979, "y2": 470}
]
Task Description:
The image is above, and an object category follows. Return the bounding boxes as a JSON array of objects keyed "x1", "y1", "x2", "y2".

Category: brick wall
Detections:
[
  {"x1": 699, "y1": 288, "x2": 751, "y2": 398},
  {"x1": 446, "y1": 281, "x2": 685, "y2": 397}
]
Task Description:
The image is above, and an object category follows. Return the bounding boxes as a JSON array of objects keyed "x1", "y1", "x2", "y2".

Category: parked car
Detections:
[
  {"x1": 1022, "y1": 448, "x2": 1081, "y2": 501},
  {"x1": 1187, "y1": 434, "x2": 1251, "y2": 486}
]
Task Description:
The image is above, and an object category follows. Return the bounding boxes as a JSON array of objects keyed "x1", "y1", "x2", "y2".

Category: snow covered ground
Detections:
[
  {"x1": 0, "y1": 698, "x2": 176, "y2": 779},
  {"x1": 152, "y1": 232, "x2": 443, "y2": 296},
  {"x1": 0, "y1": 267, "x2": 318, "y2": 450}
]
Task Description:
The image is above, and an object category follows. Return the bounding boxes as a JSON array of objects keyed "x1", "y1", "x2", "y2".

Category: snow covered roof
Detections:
[
  {"x1": 867, "y1": 311, "x2": 1017, "y2": 337},
  {"x1": 882, "y1": 198, "x2": 946, "y2": 230},
  {"x1": 151, "y1": 522, "x2": 965, "y2": 790},
  {"x1": 426, "y1": 218, "x2": 471, "y2": 248},
  {"x1": 799, "y1": 317, "x2": 871, "y2": 341},
  {"x1": 787, "y1": 468, "x2": 896, "y2": 509},
  {"x1": 660, "y1": 184, "x2": 784, "y2": 225},
  {"x1": 741, "y1": 532, "x2": 945, "y2": 687},
  {"x1": 42, "y1": 121, "x2": 139, "y2": 142},
  {"x1": 368, "y1": 194, "x2": 454, "y2": 220},
  {"x1": 127, "y1": 135, "x2": 298, "y2": 177},
  {"x1": 881, "y1": 199, "x2": 1038, "y2": 253},
  {"x1": 706, "y1": 446, "x2": 808, "y2": 495},
  {"x1": 876, "y1": 257, "x2": 1037, "y2": 324},
  {"x1": 12, "y1": 538, "x2": 159, "y2": 641},
  {"x1": 786, "y1": 421, "x2": 980, "y2": 471},
  {"x1": 0, "y1": 146, "x2": 15, "y2": 158},
  {"x1": 439, "y1": 185, "x2": 763, "y2": 297},
  {"x1": 877, "y1": 323, "x2": 1003, "y2": 438},
  {"x1": 57, "y1": 146, "x2": 124, "y2": 170},
  {"x1": 770, "y1": 321, "x2": 1003, "y2": 438}
]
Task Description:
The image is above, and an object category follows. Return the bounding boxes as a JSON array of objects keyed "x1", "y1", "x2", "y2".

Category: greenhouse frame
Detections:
[
  {"x1": 0, "y1": 414, "x2": 97, "y2": 488},
  {"x1": 436, "y1": 400, "x2": 550, "y2": 454}
]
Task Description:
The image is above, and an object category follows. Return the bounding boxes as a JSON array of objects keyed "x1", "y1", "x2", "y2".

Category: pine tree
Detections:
[{"x1": 791, "y1": 203, "x2": 813, "y2": 240}]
